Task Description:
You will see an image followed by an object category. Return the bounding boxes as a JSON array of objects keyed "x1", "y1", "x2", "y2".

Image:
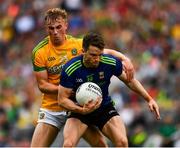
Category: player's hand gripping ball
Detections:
[{"x1": 76, "y1": 82, "x2": 102, "y2": 106}]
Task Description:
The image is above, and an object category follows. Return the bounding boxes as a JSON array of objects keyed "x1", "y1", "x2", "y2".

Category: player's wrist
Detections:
[
  {"x1": 147, "y1": 97, "x2": 154, "y2": 103},
  {"x1": 76, "y1": 106, "x2": 85, "y2": 114}
]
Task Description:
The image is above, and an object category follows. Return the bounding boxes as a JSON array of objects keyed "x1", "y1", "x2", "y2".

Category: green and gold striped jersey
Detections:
[{"x1": 32, "y1": 35, "x2": 82, "y2": 111}]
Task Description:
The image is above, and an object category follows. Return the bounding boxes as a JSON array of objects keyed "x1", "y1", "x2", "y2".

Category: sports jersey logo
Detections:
[
  {"x1": 109, "y1": 110, "x2": 116, "y2": 115},
  {"x1": 71, "y1": 48, "x2": 77, "y2": 55},
  {"x1": 47, "y1": 56, "x2": 68, "y2": 74},
  {"x1": 87, "y1": 74, "x2": 94, "y2": 81},
  {"x1": 48, "y1": 57, "x2": 56, "y2": 61},
  {"x1": 47, "y1": 65, "x2": 64, "y2": 74},
  {"x1": 76, "y1": 78, "x2": 83, "y2": 82}
]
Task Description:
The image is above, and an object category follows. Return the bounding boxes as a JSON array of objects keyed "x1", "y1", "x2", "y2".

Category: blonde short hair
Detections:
[{"x1": 44, "y1": 8, "x2": 67, "y2": 24}]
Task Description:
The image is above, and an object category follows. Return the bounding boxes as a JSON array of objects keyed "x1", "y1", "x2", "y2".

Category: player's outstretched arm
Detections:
[
  {"x1": 104, "y1": 49, "x2": 134, "y2": 81},
  {"x1": 118, "y1": 71, "x2": 161, "y2": 120}
]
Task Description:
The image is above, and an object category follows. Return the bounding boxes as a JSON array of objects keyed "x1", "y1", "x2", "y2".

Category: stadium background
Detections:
[{"x1": 0, "y1": 0, "x2": 179, "y2": 147}]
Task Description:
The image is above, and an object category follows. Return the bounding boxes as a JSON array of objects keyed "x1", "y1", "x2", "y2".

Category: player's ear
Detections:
[{"x1": 65, "y1": 22, "x2": 68, "y2": 30}]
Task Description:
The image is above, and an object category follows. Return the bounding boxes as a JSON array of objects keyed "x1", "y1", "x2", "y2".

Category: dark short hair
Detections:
[
  {"x1": 44, "y1": 8, "x2": 67, "y2": 24},
  {"x1": 83, "y1": 32, "x2": 105, "y2": 52}
]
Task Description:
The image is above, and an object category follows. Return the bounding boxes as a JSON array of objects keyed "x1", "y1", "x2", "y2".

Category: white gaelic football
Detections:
[{"x1": 76, "y1": 82, "x2": 102, "y2": 106}]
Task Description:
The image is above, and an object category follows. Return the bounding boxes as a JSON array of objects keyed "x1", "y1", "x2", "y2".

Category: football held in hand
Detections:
[{"x1": 76, "y1": 82, "x2": 102, "y2": 106}]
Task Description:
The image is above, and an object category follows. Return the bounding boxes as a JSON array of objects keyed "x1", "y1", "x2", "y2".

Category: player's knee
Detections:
[
  {"x1": 116, "y1": 137, "x2": 128, "y2": 147},
  {"x1": 94, "y1": 136, "x2": 108, "y2": 147},
  {"x1": 63, "y1": 139, "x2": 76, "y2": 147},
  {"x1": 87, "y1": 133, "x2": 108, "y2": 147}
]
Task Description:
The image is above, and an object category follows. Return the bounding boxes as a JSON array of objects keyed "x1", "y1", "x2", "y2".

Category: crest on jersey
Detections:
[
  {"x1": 71, "y1": 48, "x2": 77, "y2": 55},
  {"x1": 99, "y1": 72, "x2": 104, "y2": 79},
  {"x1": 87, "y1": 74, "x2": 94, "y2": 81}
]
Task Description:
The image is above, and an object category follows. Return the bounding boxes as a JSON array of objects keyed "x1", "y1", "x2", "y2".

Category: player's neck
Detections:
[
  {"x1": 50, "y1": 35, "x2": 66, "y2": 47},
  {"x1": 52, "y1": 39, "x2": 65, "y2": 47}
]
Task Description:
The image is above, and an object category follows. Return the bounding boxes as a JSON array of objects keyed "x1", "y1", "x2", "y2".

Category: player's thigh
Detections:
[
  {"x1": 102, "y1": 115, "x2": 128, "y2": 145},
  {"x1": 31, "y1": 122, "x2": 59, "y2": 147},
  {"x1": 83, "y1": 126, "x2": 108, "y2": 147},
  {"x1": 31, "y1": 109, "x2": 66, "y2": 147},
  {"x1": 63, "y1": 118, "x2": 88, "y2": 146}
]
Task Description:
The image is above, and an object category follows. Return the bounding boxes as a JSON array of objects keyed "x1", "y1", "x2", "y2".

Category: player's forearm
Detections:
[
  {"x1": 126, "y1": 78, "x2": 153, "y2": 102},
  {"x1": 58, "y1": 97, "x2": 83, "y2": 113},
  {"x1": 38, "y1": 82, "x2": 58, "y2": 94}
]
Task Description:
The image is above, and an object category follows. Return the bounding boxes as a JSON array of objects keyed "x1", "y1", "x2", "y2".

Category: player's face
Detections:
[
  {"x1": 83, "y1": 45, "x2": 103, "y2": 68},
  {"x1": 46, "y1": 17, "x2": 68, "y2": 46}
]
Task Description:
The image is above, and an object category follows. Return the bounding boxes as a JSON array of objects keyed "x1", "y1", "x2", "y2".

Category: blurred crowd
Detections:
[{"x1": 0, "y1": 0, "x2": 179, "y2": 147}]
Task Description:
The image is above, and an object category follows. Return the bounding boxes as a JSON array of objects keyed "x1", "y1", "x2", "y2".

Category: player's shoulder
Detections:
[
  {"x1": 100, "y1": 54, "x2": 119, "y2": 66},
  {"x1": 66, "y1": 34, "x2": 82, "y2": 42},
  {"x1": 64, "y1": 55, "x2": 82, "y2": 68},
  {"x1": 32, "y1": 37, "x2": 49, "y2": 54},
  {"x1": 101, "y1": 54, "x2": 116, "y2": 59},
  {"x1": 63, "y1": 55, "x2": 82, "y2": 75}
]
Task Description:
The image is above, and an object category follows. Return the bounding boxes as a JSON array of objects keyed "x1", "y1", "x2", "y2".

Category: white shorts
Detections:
[{"x1": 37, "y1": 108, "x2": 67, "y2": 130}]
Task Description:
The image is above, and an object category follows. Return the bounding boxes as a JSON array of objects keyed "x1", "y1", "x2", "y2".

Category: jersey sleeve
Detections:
[
  {"x1": 60, "y1": 65, "x2": 75, "y2": 88},
  {"x1": 32, "y1": 38, "x2": 49, "y2": 72},
  {"x1": 113, "y1": 57, "x2": 123, "y2": 77},
  {"x1": 32, "y1": 50, "x2": 46, "y2": 71}
]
